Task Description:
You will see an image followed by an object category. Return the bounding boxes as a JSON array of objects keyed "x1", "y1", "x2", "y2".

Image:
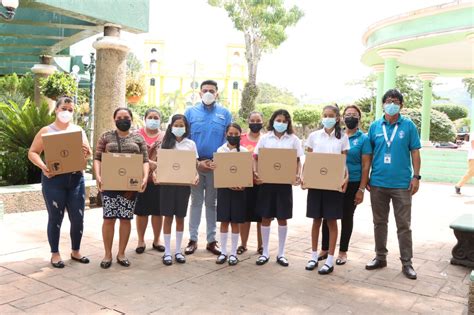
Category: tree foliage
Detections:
[
  {"x1": 401, "y1": 108, "x2": 456, "y2": 142},
  {"x1": 432, "y1": 104, "x2": 468, "y2": 121},
  {"x1": 462, "y1": 78, "x2": 474, "y2": 97},
  {"x1": 293, "y1": 107, "x2": 321, "y2": 137},
  {"x1": 127, "y1": 52, "x2": 143, "y2": 77},
  {"x1": 255, "y1": 82, "x2": 299, "y2": 106},
  {"x1": 0, "y1": 73, "x2": 35, "y2": 104},
  {"x1": 209, "y1": 0, "x2": 303, "y2": 119},
  {"x1": 40, "y1": 71, "x2": 78, "y2": 100},
  {"x1": 255, "y1": 103, "x2": 293, "y2": 122}
]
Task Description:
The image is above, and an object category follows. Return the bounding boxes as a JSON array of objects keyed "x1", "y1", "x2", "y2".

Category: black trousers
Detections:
[{"x1": 321, "y1": 181, "x2": 360, "y2": 252}]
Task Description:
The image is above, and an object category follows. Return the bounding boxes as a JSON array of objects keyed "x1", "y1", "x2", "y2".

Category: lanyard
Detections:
[{"x1": 382, "y1": 123, "x2": 398, "y2": 148}]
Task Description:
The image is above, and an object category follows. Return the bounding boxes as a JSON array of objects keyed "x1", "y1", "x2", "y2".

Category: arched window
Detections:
[
  {"x1": 150, "y1": 78, "x2": 156, "y2": 86},
  {"x1": 233, "y1": 81, "x2": 239, "y2": 90}
]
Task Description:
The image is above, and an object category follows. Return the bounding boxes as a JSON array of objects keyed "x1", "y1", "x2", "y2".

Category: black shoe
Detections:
[
  {"x1": 305, "y1": 260, "x2": 318, "y2": 271},
  {"x1": 70, "y1": 255, "x2": 90, "y2": 264},
  {"x1": 276, "y1": 256, "x2": 289, "y2": 267},
  {"x1": 216, "y1": 254, "x2": 227, "y2": 264},
  {"x1": 162, "y1": 255, "x2": 173, "y2": 266},
  {"x1": 100, "y1": 260, "x2": 112, "y2": 269},
  {"x1": 402, "y1": 265, "x2": 417, "y2": 280},
  {"x1": 455, "y1": 186, "x2": 461, "y2": 194},
  {"x1": 365, "y1": 258, "x2": 387, "y2": 270},
  {"x1": 116, "y1": 257, "x2": 131, "y2": 267},
  {"x1": 175, "y1": 253, "x2": 186, "y2": 264},
  {"x1": 135, "y1": 245, "x2": 146, "y2": 254},
  {"x1": 256, "y1": 255, "x2": 269, "y2": 266},
  {"x1": 318, "y1": 252, "x2": 328, "y2": 261},
  {"x1": 228, "y1": 255, "x2": 239, "y2": 266},
  {"x1": 153, "y1": 243, "x2": 165, "y2": 252},
  {"x1": 318, "y1": 264, "x2": 334, "y2": 275},
  {"x1": 50, "y1": 260, "x2": 65, "y2": 268}
]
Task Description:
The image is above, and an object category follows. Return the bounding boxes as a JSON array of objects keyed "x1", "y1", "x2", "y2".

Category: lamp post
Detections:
[
  {"x1": 0, "y1": 0, "x2": 18, "y2": 21},
  {"x1": 82, "y1": 52, "x2": 96, "y2": 145}
]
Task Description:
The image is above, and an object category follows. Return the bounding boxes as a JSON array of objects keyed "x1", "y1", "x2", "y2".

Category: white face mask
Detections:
[
  {"x1": 57, "y1": 110, "x2": 73, "y2": 123},
  {"x1": 201, "y1": 92, "x2": 216, "y2": 105}
]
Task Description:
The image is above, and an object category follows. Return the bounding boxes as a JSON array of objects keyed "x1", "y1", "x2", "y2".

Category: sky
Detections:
[{"x1": 72, "y1": 0, "x2": 469, "y2": 104}]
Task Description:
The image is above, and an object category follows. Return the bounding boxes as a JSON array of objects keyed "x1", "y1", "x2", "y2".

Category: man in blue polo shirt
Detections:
[
  {"x1": 184, "y1": 80, "x2": 232, "y2": 255},
  {"x1": 366, "y1": 89, "x2": 421, "y2": 280}
]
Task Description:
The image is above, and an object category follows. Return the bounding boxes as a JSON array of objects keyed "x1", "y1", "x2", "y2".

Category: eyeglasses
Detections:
[{"x1": 344, "y1": 114, "x2": 359, "y2": 118}]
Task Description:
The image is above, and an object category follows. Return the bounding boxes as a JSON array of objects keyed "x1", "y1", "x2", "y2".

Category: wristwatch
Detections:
[{"x1": 413, "y1": 175, "x2": 421, "y2": 180}]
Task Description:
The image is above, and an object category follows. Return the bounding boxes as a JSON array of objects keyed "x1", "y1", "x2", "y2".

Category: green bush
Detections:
[
  {"x1": 40, "y1": 71, "x2": 77, "y2": 100},
  {"x1": 129, "y1": 102, "x2": 173, "y2": 128},
  {"x1": 18, "y1": 72, "x2": 35, "y2": 100},
  {"x1": 293, "y1": 107, "x2": 321, "y2": 137},
  {"x1": 255, "y1": 103, "x2": 294, "y2": 123},
  {"x1": 432, "y1": 104, "x2": 468, "y2": 121},
  {"x1": 0, "y1": 99, "x2": 54, "y2": 185},
  {"x1": 401, "y1": 108, "x2": 456, "y2": 142},
  {"x1": 454, "y1": 117, "x2": 471, "y2": 133}
]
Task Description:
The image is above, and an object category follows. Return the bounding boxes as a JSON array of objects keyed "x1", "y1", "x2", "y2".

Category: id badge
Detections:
[{"x1": 384, "y1": 153, "x2": 391, "y2": 164}]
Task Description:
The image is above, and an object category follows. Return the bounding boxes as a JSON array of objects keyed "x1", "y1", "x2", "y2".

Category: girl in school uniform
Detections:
[
  {"x1": 156, "y1": 114, "x2": 199, "y2": 266},
  {"x1": 213, "y1": 123, "x2": 249, "y2": 266},
  {"x1": 238, "y1": 112, "x2": 264, "y2": 255},
  {"x1": 303, "y1": 105, "x2": 350, "y2": 275},
  {"x1": 253, "y1": 109, "x2": 304, "y2": 267}
]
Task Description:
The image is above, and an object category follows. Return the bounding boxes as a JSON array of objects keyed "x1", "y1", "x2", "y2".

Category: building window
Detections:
[
  {"x1": 233, "y1": 81, "x2": 239, "y2": 89},
  {"x1": 150, "y1": 78, "x2": 155, "y2": 86}
]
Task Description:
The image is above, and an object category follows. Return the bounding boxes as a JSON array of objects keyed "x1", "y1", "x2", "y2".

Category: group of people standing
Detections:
[{"x1": 28, "y1": 80, "x2": 422, "y2": 280}]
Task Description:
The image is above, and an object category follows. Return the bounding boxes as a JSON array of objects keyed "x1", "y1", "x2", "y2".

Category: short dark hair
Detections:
[
  {"x1": 200, "y1": 80, "x2": 218, "y2": 91},
  {"x1": 144, "y1": 108, "x2": 160, "y2": 119},
  {"x1": 113, "y1": 107, "x2": 133, "y2": 120},
  {"x1": 267, "y1": 109, "x2": 294, "y2": 134},
  {"x1": 382, "y1": 89, "x2": 403, "y2": 104},
  {"x1": 55, "y1": 96, "x2": 74, "y2": 109},
  {"x1": 248, "y1": 111, "x2": 264, "y2": 122}
]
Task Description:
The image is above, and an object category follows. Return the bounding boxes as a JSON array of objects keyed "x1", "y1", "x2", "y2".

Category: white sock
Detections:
[
  {"x1": 312, "y1": 251, "x2": 319, "y2": 261},
  {"x1": 220, "y1": 232, "x2": 228, "y2": 256},
  {"x1": 164, "y1": 233, "x2": 171, "y2": 256},
  {"x1": 175, "y1": 231, "x2": 183, "y2": 254},
  {"x1": 278, "y1": 225, "x2": 288, "y2": 258},
  {"x1": 261, "y1": 226, "x2": 270, "y2": 258},
  {"x1": 231, "y1": 233, "x2": 239, "y2": 256},
  {"x1": 326, "y1": 254, "x2": 334, "y2": 267}
]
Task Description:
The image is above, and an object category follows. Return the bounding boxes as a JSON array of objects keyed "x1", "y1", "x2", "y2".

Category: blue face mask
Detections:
[
  {"x1": 322, "y1": 117, "x2": 337, "y2": 129},
  {"x1": 145, "y1": 119, "x2": 160, "y2": 130},
  {"x1": 384, "y1": 103, "x2": 400, "y2": 116},
  {"x1": 172, "y1": 127, "x2": 186, "y2": 137},
  {"x1": 273, "y1": 121, "x2": 288, "y2": 133}
]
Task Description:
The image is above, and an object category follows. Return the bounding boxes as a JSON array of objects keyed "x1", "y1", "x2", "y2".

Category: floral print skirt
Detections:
[{"x1": 102, "y1": 191, "x2": 138, "y2": 220}]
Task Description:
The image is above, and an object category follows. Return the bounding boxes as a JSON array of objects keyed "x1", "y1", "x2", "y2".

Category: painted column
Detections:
[
  {"x1": 467, "y1": 34, "x2": 474, "y2": 133},
  {"x1": 419, "y1": 73, "x2": 438, "y2": 146},
  {"x1": 92, "y1": 24, "x2": 130, "y2": 149},
  {"x1": 31, "y1": 55, "x2": 56, "y2": 110},
  {"x1": 372, "y1": 64, "x2": 384, "y2": 119},
  {"x1": 377, "y1": 49, "x2": 405, "y2": 92}
]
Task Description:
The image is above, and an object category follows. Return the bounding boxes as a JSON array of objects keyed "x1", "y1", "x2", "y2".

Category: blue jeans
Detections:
[
  {"x1": 41, "y1": 172, "x2": 85, "y2": 253},
  {"x1": 189, "y1": 170, "x2": 217, "y2": 243}
]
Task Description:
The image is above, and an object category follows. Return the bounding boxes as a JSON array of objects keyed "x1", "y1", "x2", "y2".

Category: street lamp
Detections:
[
  {"x1": 71, "y1": 65, "x2": 80, "y2": 108},
  {"x1": 82, "y1": 52, "x2": 96, "y2": 144},
  {"x1": 0, "y1": 0, "x2": 19, "y2": 21}
]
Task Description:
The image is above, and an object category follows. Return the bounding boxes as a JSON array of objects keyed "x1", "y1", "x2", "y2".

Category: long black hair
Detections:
[
  {"x1": 323, "y1": 104, "x2": 342, "y2": 139},
  {"x1": 161, "y1": 114, "x2": 189, "y2": 149},
  {"x1": 226, "y1": 122, "x2": 242, "y2": 152},
  {"x1": 267, "y1": 109, "x2": 294, "y2": 134}
]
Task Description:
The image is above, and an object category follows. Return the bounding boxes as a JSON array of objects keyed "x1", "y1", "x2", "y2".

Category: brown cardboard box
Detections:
[
  {"x1": 258, "y1": 148, "x2": 297, "y2": 184},
  {"x1": 213, "y1": 152, "x2": 254, "y2": 188},
  {"x1": 302, "y1": 152, "x2": 346, "y2": 191},
  {"x1": 42, "y1": 130, "x2": 86, "y2": 175},
  {"x1": 155, "y1": 149, "x2": 196, "y2": 185},
  {"x1": 101, "y1": 153, "x2": 143, "y2": 191}
]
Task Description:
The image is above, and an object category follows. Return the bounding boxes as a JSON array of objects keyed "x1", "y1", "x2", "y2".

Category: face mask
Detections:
[
  {"x1": 202, "y1": 92, "x2": 216, "y2": 105},
  {"x1": 145, "y1": 119, "x2": 160, "y2": 130},
  {"x1": 322, "y1": 117, "x2": 337, "y2": 129},
  {"x1": 116, "y1": 119, "x2": 131, "y2": 132},
  {"x1": 249, "y1": 123, "x2": 263, "y2": 133},
  {"x1": 172, "y1": 127, "x2": 186, "y2": 137},
  {"x1": 57, "y1": 110, "x2": 73, "y2": 123},
  {"x1": 344, "y1": 117, "x2": 359, "y2": 130},
  {"x1": 227, "y1": 135, "x2": 240, "y2": 146},
  {"x1": 273, "y1": 121, "x2": 288, "y2": 133},
  {"x1": 384, "y1": 102, "x2": 400, "y2": 116}
]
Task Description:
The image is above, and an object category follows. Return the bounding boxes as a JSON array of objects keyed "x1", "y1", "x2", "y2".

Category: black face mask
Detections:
[
  {"x1": 116, "y1": 119, "x2": 131, "y2": 132},
  {"x1": 344, "y1": 117, "x2": 359, "y2": 130},
  {"x1": 226, "y1": 135, "x2": 240, "y2": 146},
  {"x1": 249, "y1": 123, "x2": 263, "y2": 133}
]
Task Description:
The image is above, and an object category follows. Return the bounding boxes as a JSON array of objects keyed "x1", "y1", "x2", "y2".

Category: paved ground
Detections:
[{"x1": 0, "y1": 182, "x2": 472, "y2": 314}]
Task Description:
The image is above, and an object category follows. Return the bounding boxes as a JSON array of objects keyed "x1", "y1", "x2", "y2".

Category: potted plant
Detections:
[
  {"x1": 40, "y1": 71, "x2": 77, "y2": 101},
  {"x1": 126, "y1": 76, "x2": 145, "y2": 104}
]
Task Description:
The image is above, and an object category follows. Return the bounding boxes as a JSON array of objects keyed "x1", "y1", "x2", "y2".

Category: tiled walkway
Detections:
[{"x1": 0, "y1": 182, "x2": 472, "y2": 314}]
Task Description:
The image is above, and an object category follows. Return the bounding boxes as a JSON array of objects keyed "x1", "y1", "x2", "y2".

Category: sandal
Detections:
[
  {"x1": 216, "y1": 254, "x2": 227, "y2": 264},
  {"x1": 100, "y1": 260, "x2": 112, "y2": 269},
  {"x1": 228, "y1": 255, "x2": 239, "y2": 266},
  {"x1": 237, "y1": 245, "x2": 247, "y2": 255},
  {"x1": 162, "y1": 255, "x2": 173, "y2": 266},
  {"x1": 256, "y1": 255, "x2": 269, "y2": 266},
  {"x1": 175, "y1": 253, "x2": 186, "y2": 264},
  {"x1": 116, "y1": 257, "x2": 131, "y2": 267},
  {"x1": 276, "y1": 256, "x2": 289, "y2": 267},
  {"x1": 305, "y1": 260, "x2": 318, "y2": 271},
  {"x1": 318, "y1": 264, "x2": 334, "y2": 275}
]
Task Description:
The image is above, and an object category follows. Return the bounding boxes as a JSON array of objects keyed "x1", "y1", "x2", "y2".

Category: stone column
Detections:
[
  {"x1": 31, "y1": 55, "x2": 56, "y2": 111},
  {"x1": 419, "y1": 73, "x2": 438, "y2": 146},
  {"x1": 377, "y1": 49, "x2": 405, "y2": 92},
  {"x1": 92, "y1": 24, "x2": 130, "y2": 149},
  {"x1": 372, "y1": 64, "x2": 384, "y2": 119}
]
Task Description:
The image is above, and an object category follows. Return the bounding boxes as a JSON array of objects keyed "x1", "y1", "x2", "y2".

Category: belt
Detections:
[{"x1": 197, "y1": 157, "x2": 212, "y2": 161}]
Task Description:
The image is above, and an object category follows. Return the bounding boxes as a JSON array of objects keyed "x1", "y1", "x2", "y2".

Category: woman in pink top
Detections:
[{"x1": 135, "y1": 109, "x2": 165, "y2": 254}]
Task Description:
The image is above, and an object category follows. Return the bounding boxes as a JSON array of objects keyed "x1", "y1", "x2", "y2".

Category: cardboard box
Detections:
[
  {"x1": 155, "y1": 149, "x2": 197, "y2": 185},
  {"x1": 101, "y1": 153, "x2": 143, "y2": 191},
  {"x1": 258, "y1": 148, "x2": 297, "y2": 184},
  {"x1": 213, "y1": 152, "x2": 254, "y2": 188},
  {"x1": 42, "y1": 130, "x2": 86, "y2": 175},
  {"x1": 302, "y1": 152, "x2": 346, "y2": 191}
]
